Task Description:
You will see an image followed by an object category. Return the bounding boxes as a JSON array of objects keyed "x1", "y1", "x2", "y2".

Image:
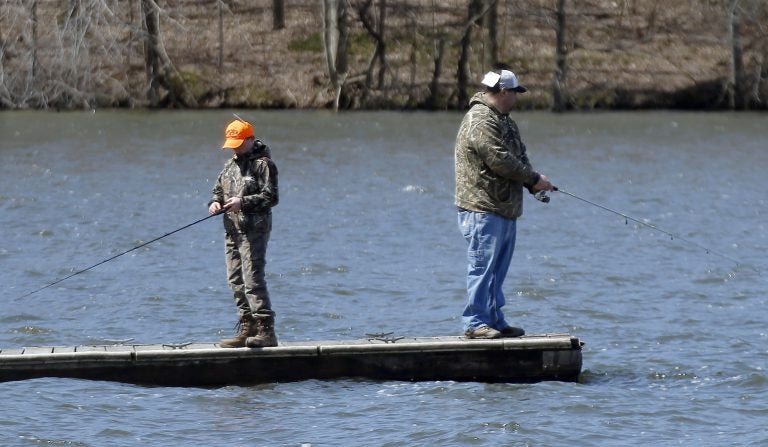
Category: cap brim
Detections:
[
  {"x1": 511, "y1": 86, "x2": 527, "y2": 93},
  {"x1": 222, "y1": 138, "x2": 244, "y2": 149}
]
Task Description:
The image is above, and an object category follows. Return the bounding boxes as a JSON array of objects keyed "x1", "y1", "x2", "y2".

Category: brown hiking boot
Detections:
[
  {"x1": 245, "y1": 316, "x2": 278, "y2": 348},
  {"x1": 219, "y1": 314, "x2": 256, "y2": 348},
  {"x1": 464, "y1": 325, "x2": 501, "y2": 339}
]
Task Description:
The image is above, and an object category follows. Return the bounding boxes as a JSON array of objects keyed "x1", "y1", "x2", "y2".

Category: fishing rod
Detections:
[
  {"x1": 535, "y1": 187, "x2": 749, "y2": 270},
  {"x1": 18, "y1": 114, "x2": 251, "y2": 300},
  {"x1": 16, "y1": 209, "x2": 227, "y2": 300}
]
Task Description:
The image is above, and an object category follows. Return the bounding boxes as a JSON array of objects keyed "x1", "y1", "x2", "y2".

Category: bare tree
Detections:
[
  {"x1": 140, "y1": 0, "x2": 197, "y2": 107},
  {"x1": 757, "y1": 29, "x2": 768, "y2": 108},
  {"x1": 481, "y1": 0, "x2": 498, "y2": 70},
  {"x1": 322, "y1": 0, "x2": 349, "y2": 110},
  {"x1": 31, "y1": 0, "x2": 38, "y2": 81},
  {"x1": 737, "y1": 0, "x2": 768, "y2": 108},
  {"x1": 422, "y1": 0, "x2": 449, "y2": 109},
  {"x1": 552, "y1": 0, "x2": 568, "y2": 112},
  {"x1": 218, "y1": 0, "x2": 224, "y2": 73},
  {"x1": 760, "y1": 51, "x2": 768, "y2": 107},
  {"x1": 142, "y1": 0, "x2": 163, "y2": 106},
  {"x1": 357, "y1": 0, "x2": 388, "y2": 92},
  {"x1": 0, "y1": 6, "x2": 10, "y2": 108},
  {"x1": 457, "y1": 0, "x2": 495, "y2": 109},
  {"x1": 727, "y1": 0, "x2": 745, "y2": 109},
  {"x1": 427, "y1": 36, "x2": 448, "y2": 109},
  {"x1": 273, "y1": 0, "x2": 285, "y2": 30}
]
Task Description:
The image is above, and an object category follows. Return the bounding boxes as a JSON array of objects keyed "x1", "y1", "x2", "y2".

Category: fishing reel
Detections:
[{"x1": 533, "y1": 190, "x2": 550, "y2": 203}]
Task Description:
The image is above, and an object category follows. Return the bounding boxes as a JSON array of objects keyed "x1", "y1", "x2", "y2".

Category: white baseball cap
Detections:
[{"x1": 481, "y1": 70, "x2": 527, "y2": 93}]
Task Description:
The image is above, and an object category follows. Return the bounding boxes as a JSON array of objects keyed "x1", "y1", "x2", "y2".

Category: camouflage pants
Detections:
[{"x1": 224, "y1": 227, "x2": 274, "y2": 319}]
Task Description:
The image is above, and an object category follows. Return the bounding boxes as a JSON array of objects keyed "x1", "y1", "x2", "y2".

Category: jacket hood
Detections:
[
  {"x1": 235, "y1": 140, "x2": 271, "y2": 160},
  {"x1": 252, "y1": 140, "x2": 271, "y2": 159}
]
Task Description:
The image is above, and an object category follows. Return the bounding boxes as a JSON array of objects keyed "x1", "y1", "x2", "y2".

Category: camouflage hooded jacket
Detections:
[
  {"x1": 454, "y1": 92, "x2": 541, "y2": 220},
  {"x1": 210, "y1": 141, "x2": 279, "y2": 234}
]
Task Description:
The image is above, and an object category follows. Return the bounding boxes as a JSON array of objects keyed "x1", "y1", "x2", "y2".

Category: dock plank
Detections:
[
  {"x1": 24, "y1": 347, "x2": 54, "y2": 355},
  {"x1": 53, "y1": 346, "x2": 76, "y2": 354},
  {"x1": 75, "y1": 346, "x2": 107, "y2": 353}
]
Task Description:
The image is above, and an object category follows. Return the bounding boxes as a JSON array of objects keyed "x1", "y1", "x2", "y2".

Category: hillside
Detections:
[{"x1": 1, "y1": 0, "x2": 766, "y2": 110}]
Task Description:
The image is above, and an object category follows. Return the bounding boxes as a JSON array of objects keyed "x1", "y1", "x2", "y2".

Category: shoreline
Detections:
[{"x1": 2, "y1": 1, "x2": 765, "y2": 112}]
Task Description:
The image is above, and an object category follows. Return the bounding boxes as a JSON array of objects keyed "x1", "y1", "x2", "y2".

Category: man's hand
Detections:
[{"x1": 532, "y1": 174, "x2": 554, "y2": 193}]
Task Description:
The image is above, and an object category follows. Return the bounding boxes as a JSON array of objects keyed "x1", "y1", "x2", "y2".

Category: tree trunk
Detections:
[
  {"x1": 140, "y1": 0, "x2": 198, "y2": 107},
  {"x1": 273, "y1": 0, "x2": 285, "y2": 30},
  {"x1": 760, "y1": 57, "x2": 768, "y2": 108},
  {"x1": 218, "y1": 0, "x2": 224, "y2": 73},
  {"x1": 128, "y1": 0, "x2": 136, "y2": 81},
  {"x1": 749, "y1": 56, "x2": 763, "y2": 108},
  {"x1": 760, "y1": 42, "x2": 768, "y2": 108},
  {"x1": 457, "y1": 0, "x2": 486, "y2": 109},
  {"x1": 31, "y1": 0, "x2": 38, "y2": 81},
  {"x1": 552, "y1": 0, "x2": 568, "y2": 112},
  {"x1": 457, "y1": 29, "x2": 471, "y2": 109},
  {"x1": 337, "y1": 1, "x2": 348, "y2": 77},
  {"x1": 728, "y1": 0, "x2": 745, "y2": 110},
  {"x1": 141, "y1": 0, "x2": 162, "y2": 106},
  {"x1": 376, "y1": 0, "x2": 386, "y2": 89},
  {"x1": 358, "y1": 0, "x2": 388, "y2": 93},
  {"x1": 427, "y1": 37, "x2": 447, "y2": 109},
  {"x1": 481, "y1": 0, "x2": 498, "y2": 70},
  {"x1": 322, "y1": 0, "x2": 338, "y2": 88},
  {"x1": 322, "y1": 0, "x2": 348, "y2": 110}
]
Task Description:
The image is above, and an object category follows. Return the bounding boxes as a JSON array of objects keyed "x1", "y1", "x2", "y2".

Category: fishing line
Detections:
[
  {"x1": 537, "y1": 187, "x2": 750, "y2": 270},
  {"x1": 16, "y1": 209, "x2": 226, "y2": 300}
]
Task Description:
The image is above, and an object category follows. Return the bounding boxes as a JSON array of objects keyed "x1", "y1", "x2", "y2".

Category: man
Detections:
[
  {"x1": 208, "y1": 119, "x2": 279, "y2": 348},
  {"x1": 454, "y1": 67, "x2": 554, "y2": 339}
]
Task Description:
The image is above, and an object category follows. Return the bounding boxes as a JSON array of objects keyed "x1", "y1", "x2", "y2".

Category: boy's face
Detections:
[{"x1": 233, "y1": 137, "x2": 255, "y2": 155}]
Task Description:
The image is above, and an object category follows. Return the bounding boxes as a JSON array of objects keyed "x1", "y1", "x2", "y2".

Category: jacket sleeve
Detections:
[
  {"x1": 208, "y1": 171, "x2": 224, "y2": 207},
  {"x1": 471, "y1": 119, "x2": 540, "y2": 185},
  {"x1": 241, "y1": 158, "x2": 279, "y2": 212}
]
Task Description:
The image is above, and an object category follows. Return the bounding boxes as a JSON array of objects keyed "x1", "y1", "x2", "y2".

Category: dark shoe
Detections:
[
  {"x1": 219, "y1": 314, "x2": 256, "y2": 348},
  {"x1": 464, "y1": 326, "x2": 501, "y2": 339},
  {"x1": 499, "y1": 326, "x2": 525, "y2": 337},
  {"x1": 245, "y1": 316, "x2": 278, "y2": 347}
]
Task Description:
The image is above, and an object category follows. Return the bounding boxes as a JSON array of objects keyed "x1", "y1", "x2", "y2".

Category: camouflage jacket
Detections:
[
  {"x1": 210, "y1": 141, "x2": 279, "y2": 234},
  {"x1": 454, "y1": 92, "x2": 541, "y2": 220}
]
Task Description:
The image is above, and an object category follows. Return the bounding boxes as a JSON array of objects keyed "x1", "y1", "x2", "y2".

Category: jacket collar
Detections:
[{"x1": 469, "y1": 92, "x2": 506, "y2": 116}]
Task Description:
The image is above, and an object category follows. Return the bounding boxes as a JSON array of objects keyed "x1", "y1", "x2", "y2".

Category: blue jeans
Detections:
[{"x1": 458, "y1": 209, "x2": 517, "y2": 332}]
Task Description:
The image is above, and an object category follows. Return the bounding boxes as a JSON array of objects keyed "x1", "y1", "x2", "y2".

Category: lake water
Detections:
[{"x1": 1, "y1": 110, "x2": 766, "y2": 446}]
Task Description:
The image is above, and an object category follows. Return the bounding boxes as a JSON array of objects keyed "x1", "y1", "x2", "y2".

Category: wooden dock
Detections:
[{"x1": 0, "y1": 334, "x2": 582, "y2": 386}]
